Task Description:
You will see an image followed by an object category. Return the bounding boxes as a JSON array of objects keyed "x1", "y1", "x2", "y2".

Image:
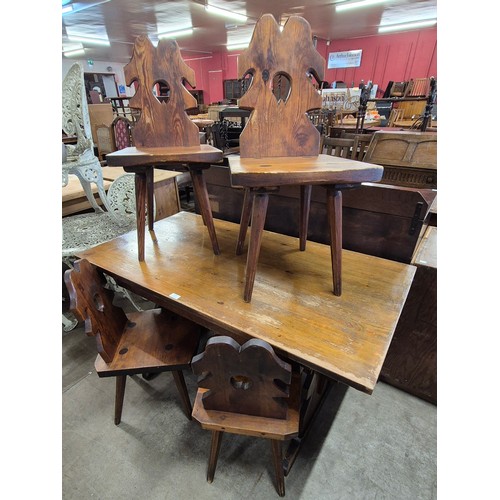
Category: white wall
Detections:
[{"x1": 62, "y1": 58, "x2": 134, "y2": 96}]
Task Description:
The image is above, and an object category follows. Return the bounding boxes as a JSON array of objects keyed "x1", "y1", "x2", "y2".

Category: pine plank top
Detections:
[
  {"x1": 105, "y1": 145, "x2": 223, "y2": 167},
  {"x1": 228, "y1": 154, "x2": 384, "y2": 187},
  {"x1": 78, "y1": 211, "x2": 415, "y2": 394}
]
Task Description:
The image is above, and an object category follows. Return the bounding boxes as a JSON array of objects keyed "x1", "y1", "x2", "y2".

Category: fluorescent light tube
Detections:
[
  {"x1": 62, "y1": 5, "x2": 73, "y2": 14},
  {"x1": 336, "y1": 0, "x2": 386, "y2": 12},
  {"x1": 68, "y1": 35, "x2": 110, "y2": 46},
  {"x1": 226, "y1": 42, "x2": 249, "y2": 51},
  {"x1": 158, "y1": 28, "x2": 193, "y2": 39},
  {"x1": 63, "y1": 48, "x2": 85, "y2": 57},
  {"x1": 205, "y1": 4, "x2": 247, "y2": 22},
  {"x1": 378, "y1": 19, "x2": 437, "y2": 33}
]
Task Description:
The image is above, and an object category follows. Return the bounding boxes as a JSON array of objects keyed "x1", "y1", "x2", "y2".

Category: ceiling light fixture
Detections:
[
  {"x1": 378, "y1": 19, "x2": 437, "y2": 33},
  {"x1": 336, "y1": 0, "x2": 386, "y2": 12},
  {"x1": 63, "y1": 48, "x2": 85, "y2": 57},
  {"x1": 68, "y1": 35, "x2": 110, "y2": 46},
  {"x1": 226, "y1": 42, "x2": 249, "y2": 51},
  {"x1": 158, "y1": 28, "x2": 194, "y2": 39},
  {"x1": 205, "y1": 4, "x2": 247, "y2": 22},
  {"x1": 62, "y1": 4, "x2": 73, "y2": 14}
]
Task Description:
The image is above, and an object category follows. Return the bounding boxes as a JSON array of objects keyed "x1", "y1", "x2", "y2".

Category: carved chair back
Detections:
[
  {"x1": 237, "y1": 14, "x2": 324, "y2": 158},
  {"x1": 192, "y1": 336, "x2": 292, "y2": 419},
  {"x1": 124, "y1": 35, "x2": 200, "y2": 148},
  {"x1": 64, "y1": 259, "x2": 128, "y2": 363}
]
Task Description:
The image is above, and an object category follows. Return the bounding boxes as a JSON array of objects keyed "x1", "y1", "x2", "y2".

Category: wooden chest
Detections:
[
  {"x1": 380, "y1": 226, "x2": 437, "y2": 403},
  {"x1": 201, "y1": 164, "x2": 436, "y2": 264}
]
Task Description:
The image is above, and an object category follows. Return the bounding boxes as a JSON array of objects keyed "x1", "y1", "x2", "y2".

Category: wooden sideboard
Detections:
[{"x1": 199, "y1": 164, "x2": 436, "y2": 264}]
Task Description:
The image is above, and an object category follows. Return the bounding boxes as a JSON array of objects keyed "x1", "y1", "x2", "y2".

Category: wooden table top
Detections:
[
  {"x1": 100, "y1": 166, "x2": 182, "y2": 182},
  {"x1": 228, "y1": 154, "x2": 384, "y2": 188},
  {"x1": 105, "y1": 144, "x2": 223, "y2": 168},
  {"x1": 78, "y1": 212, "x2": 415, "y2": 394}
]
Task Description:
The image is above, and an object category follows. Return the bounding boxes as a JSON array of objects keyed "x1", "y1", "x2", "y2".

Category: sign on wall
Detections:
[{"x1": 327, "y1": 50, "x2": 362, "y2": 69}]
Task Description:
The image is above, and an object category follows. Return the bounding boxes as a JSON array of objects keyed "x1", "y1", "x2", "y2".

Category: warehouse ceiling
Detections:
[{"x1": 62, "y1": 0, "x2": 437, "y2": 63}]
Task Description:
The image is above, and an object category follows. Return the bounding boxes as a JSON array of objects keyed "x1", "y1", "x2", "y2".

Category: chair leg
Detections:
[
  {"x1": 244, "y1": 191, "x2": 269, "y2": 302},
  {"x1": 171, "y1": 370, "x2": 193, "y2": 420},
  {"x1": 271, "y1": 439, "x2": 285, "y2": 497},
  {"x1": 189, "y1": 167, "x2": 220, "y2": 255},
  {"x1": 134, "y1": 172, "x2": 147, "y2": 262},
  {"x1": 207, "y1": 431, "x2": 223, "y2": 483},
  {"x1": 114, "y1": 375, "x2": 127, "y2": 425},
  {"x1": 299, "y1": 185, "x2": 312, "y2": 251},
  {"x1": 236, "y1": 188, "x2": 253, "y2": 255},
  {"x1": 326, "y1": 187, "x2": 342, "y2": 296}
]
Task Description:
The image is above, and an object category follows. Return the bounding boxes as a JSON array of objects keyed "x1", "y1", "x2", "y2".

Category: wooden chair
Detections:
[
  {"x1": 322, "y1": 136, "x2": 354, "y2": 158},
  {"x1": 105, "y1": 36, "x2": 223, "y2": 261},
  {"x1": 191, "y1": 336, "x2": 300, "y2": 497},
  {"x1": 227, "y1": 14, "x2": 383, "y2": 301},
  {"x1": 352, "y1": 134, "x2": 373, "y2": 161},
  {"x1": 110, "y1": 115, "x2": 134, "y2": 151},
  {"x1": 387, "y1": 108, "x2": 404, "y2": 127},
  {"x1": 64, "y1": 258, "x2": 203, "y2": 424}
]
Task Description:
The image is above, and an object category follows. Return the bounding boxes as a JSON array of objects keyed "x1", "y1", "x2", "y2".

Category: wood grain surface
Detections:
[{"x1": 78, "y1": 212, "x2": 415, "y2": 393}]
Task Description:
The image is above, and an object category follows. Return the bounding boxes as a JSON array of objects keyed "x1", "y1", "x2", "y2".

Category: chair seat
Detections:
[
  {"x1": 106, "y1": 145, "x2": 223, "y2": 168},
  {"x1": 192, "y1": 371, "x2": 301, "y2": 440},
  {"x1": 95, "y1": 309, "x2": 201, "y2": 377},
  {"x1": 228, "y1": 154, "x2": 383, "y2": 188}
]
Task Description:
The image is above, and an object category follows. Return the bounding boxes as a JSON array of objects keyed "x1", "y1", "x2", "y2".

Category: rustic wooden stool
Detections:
[
  {"x1": 106, "y1": 36, "x2": 223, "y2": 261},
  {"x1": 191, "y1": 336, "x2": 300, "y2": 497},
  {"x1": 64, "y1": 258, "x2": 203, "y2": 424},
  {"x1": 228, "y1": 14, "x2": 383, "y2": 301}
]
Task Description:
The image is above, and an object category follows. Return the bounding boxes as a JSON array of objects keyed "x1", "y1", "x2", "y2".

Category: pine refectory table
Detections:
[{"x1": 77, "y1": 211, "x2": 415, "y2": 472}]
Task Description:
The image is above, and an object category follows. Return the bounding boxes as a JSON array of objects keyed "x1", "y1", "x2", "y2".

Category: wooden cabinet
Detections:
[{"x1": 380, "y1": 226, "x2": 437, "y2": 404}]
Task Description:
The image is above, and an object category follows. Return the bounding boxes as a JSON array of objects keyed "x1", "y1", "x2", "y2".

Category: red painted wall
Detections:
[{"x1": 182, "y1": 27, "x2": 437, "y2": 104}]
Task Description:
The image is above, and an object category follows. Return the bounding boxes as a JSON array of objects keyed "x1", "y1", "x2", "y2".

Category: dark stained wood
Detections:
[
  {"x1": 64, "y1": 258, "x2": 204, "y2": 422},
  {"x1": 380, "y1": 226, "x2": 437, "y2": 403},
  {"x1": 363, "y1": 130, "x2": 437, "y2": 188},
  {"x1": 202, "y1": 165, "x2": 436, "y2": 264},
  {"x1": 104, "y1": 35, "x2": 223, "y2": 261},
  {"x1": 327, "y1": 187, "x2": 342, "y2": 296},
  {"x1": 299, "y1": 185, "x2": 312, "y2": 251},
  {"x1": 77, "y1": 212, "x2": 416, "y2": 394},
  {"x1": 322, "y1": 137, "x2": 354, "y2": 158},
  {"x1": 192, "y1": 336, "x2": 292, "y2": 419},
  {"x1": 192, "y1": 337, "x2": 301, "y2": 496}
]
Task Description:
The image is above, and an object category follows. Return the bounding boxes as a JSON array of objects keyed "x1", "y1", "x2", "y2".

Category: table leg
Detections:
[
  {"x1": 236, "y1": 188, "x2": 253, "y2": 255},
  {"x1": 299, "y1": 185, "x2": 312, "y2": 251},
  {"x1": 189, "y1": 166, "x2": 220, "y2": 255},
  {"x1": 134, "y1": 172, "x2": 147, "y2": 261},
  {"x1": 244, "y1": 191, "x2": 269, "y2": 302},
  {"x1": 326, "y1": 187, "x2": 342, "y2": 296}
]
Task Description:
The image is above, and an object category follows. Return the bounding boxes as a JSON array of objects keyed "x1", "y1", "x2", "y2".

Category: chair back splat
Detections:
[
  {"x1": 64, "y1": 259, "x2": 129, "y2": 362},
  {"x1": 125, "y1": 35, "x2": 200, "y2": 148},
  {"x1": 238, "y1": 14, "x2": 324, "y2": 158},
  {"x1": 192, "y1": 336, "x2": 291, "y2": 419}
]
